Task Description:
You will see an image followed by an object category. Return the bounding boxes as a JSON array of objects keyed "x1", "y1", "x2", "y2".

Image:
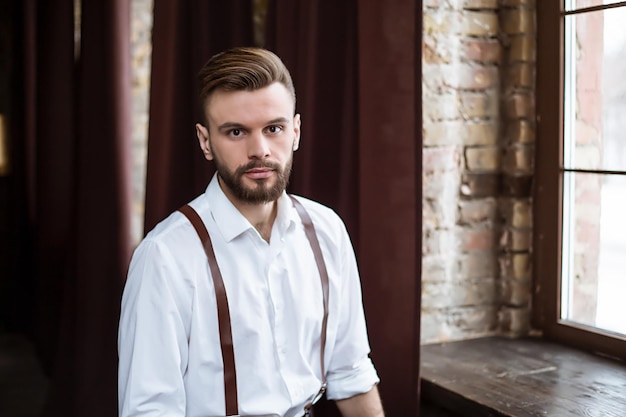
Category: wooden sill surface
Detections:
[{"x1": 420, "y1": 336, "x2": 626, "y2": 417}]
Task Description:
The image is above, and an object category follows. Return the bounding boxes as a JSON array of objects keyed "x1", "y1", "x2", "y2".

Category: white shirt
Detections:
[{"x1": 118, "y1": 174, "x2": 380, "y2": 417}]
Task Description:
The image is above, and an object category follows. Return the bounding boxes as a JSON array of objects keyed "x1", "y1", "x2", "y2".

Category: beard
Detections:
[{"x1": 213, "y1": 154, "x2": 293, "y2": 204}]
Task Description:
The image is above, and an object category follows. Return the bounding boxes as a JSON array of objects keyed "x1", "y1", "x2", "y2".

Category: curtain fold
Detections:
[
  {"x1": 17, "y1": 0, "x2": 77, "y2": 375},
  {"x1": 13, "y1": 0, "x2": 133, "y2": 415},
  {"x1": 143, "y1": 0, "x2": 255, "y2": 233}
]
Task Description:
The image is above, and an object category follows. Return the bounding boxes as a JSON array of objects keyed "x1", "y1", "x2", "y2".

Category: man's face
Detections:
[{"x1": 195, "y1": 83, "x2": 301, "y2": 205}]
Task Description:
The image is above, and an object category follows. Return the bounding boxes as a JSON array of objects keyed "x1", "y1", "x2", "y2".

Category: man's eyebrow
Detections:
[
  {"x1": 267, "y1": 117, "x2": 290, "y2": 125},
  {"x1": 217, "y1": 121, "x2": 247, "y2": 132}
]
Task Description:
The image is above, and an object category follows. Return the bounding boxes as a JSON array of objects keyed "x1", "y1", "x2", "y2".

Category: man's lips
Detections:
[{"x1": 245, "y1": 167, "x2": 274, "y2": 179}]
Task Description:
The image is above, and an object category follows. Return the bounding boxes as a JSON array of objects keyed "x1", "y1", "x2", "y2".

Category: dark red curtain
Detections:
[
  {"x1": 143, "y1": 0, "x2": 255, "y2": 233},
  {"x1": 10, "y1": 0, "x2": 133, "y2": 415}
]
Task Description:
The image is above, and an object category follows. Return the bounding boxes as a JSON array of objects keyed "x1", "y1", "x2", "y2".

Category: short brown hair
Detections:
[{"x1": 198, "y1": 47, "x2": 296, "y2": 115}]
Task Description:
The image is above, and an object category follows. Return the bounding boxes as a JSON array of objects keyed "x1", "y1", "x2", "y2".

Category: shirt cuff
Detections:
[{"x1": 325, "y1": 356, "x2": 381, "y2": 400}]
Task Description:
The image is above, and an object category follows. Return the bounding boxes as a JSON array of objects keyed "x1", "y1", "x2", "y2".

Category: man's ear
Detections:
[
  {"x1": 196, "y1": 123, "x2": 213, "y2": 161},
  {"x1": 292, "y1": 114, "x2": 301, "y2": 151}
]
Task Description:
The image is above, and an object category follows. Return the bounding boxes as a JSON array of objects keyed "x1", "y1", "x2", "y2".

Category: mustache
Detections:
[{"x1": 235, "y1": 160, "x2": 281, "y2": 176}]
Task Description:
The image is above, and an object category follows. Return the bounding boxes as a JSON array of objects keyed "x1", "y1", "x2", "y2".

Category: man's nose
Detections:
[{"x1": 247, "y1": 132, "x2": 271, "y2": 159}]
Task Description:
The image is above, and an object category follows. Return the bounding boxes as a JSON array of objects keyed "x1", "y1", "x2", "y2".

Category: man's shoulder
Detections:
[{"x1": 141, "y1": 195, "x2": 206, "y2": 247}]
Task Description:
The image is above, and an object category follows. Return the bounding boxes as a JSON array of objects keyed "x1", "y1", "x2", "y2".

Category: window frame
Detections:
[{"x1": 534, "y1": 0, "x2": 626, "y2": 362}]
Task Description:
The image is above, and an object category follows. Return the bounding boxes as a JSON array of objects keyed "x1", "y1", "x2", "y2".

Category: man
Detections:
[{"x1": 118, "y1": 47, "x2": 384, "y2": 417}]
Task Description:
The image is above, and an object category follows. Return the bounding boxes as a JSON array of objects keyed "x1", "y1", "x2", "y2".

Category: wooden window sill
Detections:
[{"x1": 420, "y1": 336, "x2": 626, "y2": 417}]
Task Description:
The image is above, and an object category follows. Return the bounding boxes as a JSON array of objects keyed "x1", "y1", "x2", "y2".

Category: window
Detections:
[{"x1": 535, "y1": 0, "x2": 626, "y2": 361}]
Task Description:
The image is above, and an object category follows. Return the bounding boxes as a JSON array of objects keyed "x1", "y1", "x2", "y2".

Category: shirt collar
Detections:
[{"x1": 204, "y1": 174, "x2": 298, "y2": 242}]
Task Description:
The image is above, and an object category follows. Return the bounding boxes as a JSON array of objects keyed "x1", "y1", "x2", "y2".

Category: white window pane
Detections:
[
  {"x1": 561, "y1": 172, "x2": 626, "y2": 336},
  {"x1": 563, "y1": 5, "x2": 626, "y2": 172}
]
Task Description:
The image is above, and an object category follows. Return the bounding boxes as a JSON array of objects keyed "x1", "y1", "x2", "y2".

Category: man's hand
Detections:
[{"x1": 335, "y1": 385, "x2": 385, "y2": 417}]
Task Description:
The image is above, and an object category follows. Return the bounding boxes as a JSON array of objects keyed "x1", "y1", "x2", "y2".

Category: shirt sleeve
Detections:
[
  {"x1": 118, "y1": 239, "x2": 189, "y2": 417},
  {"x1": 324, "y1": 219, "x2": 380, "y2": 401}
]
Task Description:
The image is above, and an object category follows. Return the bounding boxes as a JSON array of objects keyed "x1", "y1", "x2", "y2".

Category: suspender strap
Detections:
[
  {"x1": 288, "y1": 196, "x2": 330, "y2": 392},
  {"x1": 178, "y1": 196, "x2": 329, "y2": 416},
  {"x1": 178, "y1": 204, "x2": 239, "y2": 416}
]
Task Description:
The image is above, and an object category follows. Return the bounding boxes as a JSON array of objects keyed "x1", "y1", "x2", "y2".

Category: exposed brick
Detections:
[
  {"x1": 459, "y1": 198, "x2": 498, "y2": 225},
  {"x1": 422, "y1": 254, "x2": 451, "y2": 282},
  {"x1": 509, "y1": 35, "x2": 536, "y2": 63},
  {"x1": 423, "y1": 228, "x2": 457, "y2": 256},
  {"x1": 499, "y1": 174, "x2": 533, "y2": 197},
  {"x1": 461, "y1": 11, "x2": 499, "y2": 37},
  {"x1": 460, "y1": 91, "x2": 499, "y2": 119},
  {"x1": 512, "y1": 229, "x2": 531, "y2": 251},
  {"x1": 500, "y1": 279, "x2": 532, "y2": 307},
  {"x1": 423, "y1": 92, "x2": 460, "y2": 120},
  {"x1": 504, "y1": 92, "x2": 535, "y2": 119},
  {"x1": 465, "y1": 146, "x2": 500, "y2": 172},
  {"x1": 423, "y1": 121, "x2": 465, "y2": 146},
  {"x1": 500, "y1": 228, "x2": 531, "y2": 251},
  {"x1": 506, "y1": 62, "x2": 534, "y2": 88},
  {"x1": 512, "y1": 200, "x2": 532, "y2": 228},
  {"x1": 422, "y1": 250, "x2": 499, "y2": 282},
  {"x1": 501, "y1": 9, "x2": 535, "y2": 35},
  {"x1": 463, "y1": 0, "x2": 498, "y2": 9},
  {"x1": 424, "y1": 197, "x2": 458, "y2": 229},
  {"x1": 463, "y1": 38, "x2": 502, "y2": 64},
  {"x1": 499, "y1": 306, "x2": 531, "y2": 336},
  {"x1": 457, "y1": 252, "x2": 498, "y2": 279},
  {"x1": 422, "y1": 279, "x2": 497, "y2": 309},
  {"x1": 424, "y1": 171, "x2": 461, "y2": 199},
  {"x1": 423, "y1": 63, "x2": 457, "y2": 91},
  {"x1": 424, "y1": 36, "x2": 459, "y2": 65},
  {"x1": 502, "y1": 144, "x2": 534, "y2": 174},
  {"x1": 500, "y1": 0, "x2": 536, "y2": 7},
  {"x1": 466, "y1": 122, "x2": 499, "y2": 146},
  {"x1": 453, "y1": 65, "x2": 499, "y2": 90},
  {"x1": 499, "y1": 253, "x2": 531, "y2": 280},
  {"x1": 423, "y1": 146, "x2": 461, "y2": 173},
  {"x1": 450, "y1": 305, "x2": 499, "y2": 333},
  {"x1": 460, "y1": 172, "x2": 499, "y2": 197},
  {"x1": 505, "y1": 119, "x2": 535, "y2": 144},
  {"x1": 458, "y1": 227, "x2": 496, "y2": 252},
  {"x1": 500, "y1": 199, "x2": 532, "y2": 228},
  {"x1": 421, "y1": 305, "x2": 499, "y2": 344},
  {"x1": 424, "y1": 11, "x2": 457, "y2": 35}
]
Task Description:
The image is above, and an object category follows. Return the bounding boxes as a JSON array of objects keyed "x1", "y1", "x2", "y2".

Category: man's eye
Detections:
[
  {"x1": 267, "y1": 125, "x2": 283, "y2": 134},
  {"x1": 229, "y1": 129, "x2": 242, "y2": 137}
]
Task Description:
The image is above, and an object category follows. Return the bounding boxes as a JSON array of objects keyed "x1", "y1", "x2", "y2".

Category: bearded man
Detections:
[{"x1": 118, "y1": 47, "x2": 384, "y2": 417}]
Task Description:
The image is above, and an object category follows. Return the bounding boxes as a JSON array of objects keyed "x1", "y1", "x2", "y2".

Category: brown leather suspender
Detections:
[
  {"x1": 178, "y1": 196, "x2": 329, "y2": 417},
  {"x1": 178, "y1": 204, "x2": 239, "y2": 415}
]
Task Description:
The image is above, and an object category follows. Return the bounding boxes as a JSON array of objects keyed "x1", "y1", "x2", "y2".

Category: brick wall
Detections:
[
  {"x1": 422, "y1": 0, "x2": 536, "y2": 343},
  {"x1": 130, "y1": 0, "x2": 153, "y2": 244}
]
